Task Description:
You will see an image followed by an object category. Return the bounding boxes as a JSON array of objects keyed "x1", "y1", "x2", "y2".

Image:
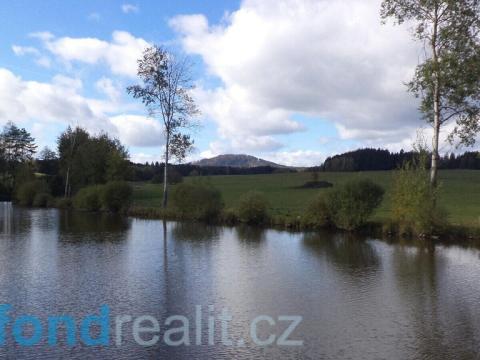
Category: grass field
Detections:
[{"x1": 132, "y1": 170, "x2": 480, "y2": 226}]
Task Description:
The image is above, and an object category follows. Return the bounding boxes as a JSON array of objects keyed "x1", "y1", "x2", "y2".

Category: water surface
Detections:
[{"x1": 1, "y1": 203, "x2": 480, "y2": 359}]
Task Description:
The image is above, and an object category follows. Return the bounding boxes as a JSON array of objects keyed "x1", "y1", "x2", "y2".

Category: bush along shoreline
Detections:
[
  {"x1": 127, "y1": 178, "x2": 480, "y2": 242},
  {"x1": 12, "y1": 176, "x2": 480, "y2": 243},
  {"x1": 15, "y1": 180, "x2": 133, "y2": 214}
]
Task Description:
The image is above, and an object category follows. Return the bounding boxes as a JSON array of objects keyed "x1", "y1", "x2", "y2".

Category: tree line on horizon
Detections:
[
  {"x1": 1, "y1": 119, "x2": 479, "y2": 202},
  {"x1": 312, "y1": 148, "x2": 480, "y2": 172}
]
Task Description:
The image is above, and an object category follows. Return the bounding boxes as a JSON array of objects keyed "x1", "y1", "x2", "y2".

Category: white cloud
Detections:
[
  {"x1": 35, "y1": 56, "x2": 51, "y2": 68},
  {"x1": 0, "y1": 68, "x2": 164, "y2": 149},
  {"x1": 39, "y1": 31, "x2": 149, "y2": 77},
  {"x1": 88, "y1": 12, "x2": 101, "y2": 22},
  {"x1": 12, "y1": 45, "x2": 39, "y2": 56},
  {"x1": 29, "y1": 31, "x2": 54, "y2": 42},
  {"x1": 95, "y1": 77, "x2": 122, "y2": 101},
  {"x1": 171, "y1": 0, "x2": 422, "y2": 153},
  {"x1": 130, "y1": 152, "x2": 163, "y2": 164},
  {"x1": 110, "y1": 115, "x2": 164, "y2": 147},
  {"x1": 265, "y1": 150, "x2": 325, "y2": 167},
  {"x1": 121, "y1": 4, "x2": 139, "y2": 14},
  {"x1": 0, "y1": 68, "x2": 105, "y2": 130},
  {"x1": 12, "y1": 45, "x2": 51, "y2": 68}
]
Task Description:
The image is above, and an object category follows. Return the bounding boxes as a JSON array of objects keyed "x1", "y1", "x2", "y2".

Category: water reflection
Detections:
[
  {"x1": 0, "y1": 201, "x2": 12, "y2": 234},
  {"x1": 303, "y1": 230, "x2": 380, "y2": 275},
  {"x1": 235, "y1": 225, "x2": 266, "y2": 244},
  {"x1": 58, "y1": 210, "x2": 130, "y2": 243},
  {"x1": 391, "y1": 243, "x2": 480, "y2": 359},
  {"x1": 0, "y1": 202, "x2": 32, "y2": 235},
  {"x1": 1, "y1": 205, "x2": 480, "y2": 359},
  {"x1": 172, "y1": 221, "x2": 221, "y2": 242}
]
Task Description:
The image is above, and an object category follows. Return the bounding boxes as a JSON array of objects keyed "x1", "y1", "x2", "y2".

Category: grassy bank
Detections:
[{"x1": 132, "y1": 170, "x2": 480, "y2": 228}]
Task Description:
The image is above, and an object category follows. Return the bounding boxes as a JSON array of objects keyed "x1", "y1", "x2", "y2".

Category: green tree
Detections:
[
  {"x1": 381, "y1": 0, "x2": 480, "y2": 186},
  {"x1": 127, "y1": 45, "x2": 199, "y2": 208},
  {"x1": 0, "y1": 122, "x2": 37, "y2": 190},
  {"x1": 57, "y1": 127, "x2": 130, "y2": 196},
  {"x1": 57, "y1": 126, "x2": 89, "y2": 197}
]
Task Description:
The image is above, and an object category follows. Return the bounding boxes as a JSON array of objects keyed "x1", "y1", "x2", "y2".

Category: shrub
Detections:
[
  {"x1": 32, "y1": 192, "x2": 54, "y2": 207},
  {"x1": 302, "y1": 195, "x2": 331, "y2": 228},
  {"x1": 102, "y1": 181, "x2": 133, "y2": 212},
  {"x1": 221, "y1": 208, "x2": 239, "y2": 225},
  {"x1": 326, "y1": 179, "x2": 384, "y2": 231},
  {"x1": 151, "y1": 174, "x2": 163, "y2": 184},
  {"x1": 171, "y1": 183, "x2": 224, "y2": 221},
  {"x1": 298, "y1": 180, "x2": 333, "y2": 189},
  {"x1": 391, "y1": 156, "x2": 448, "y2": 235},
  {"x1": 55, "y1": 197, "x2": 72, "y2": 209},
  {"x1": 73, "y1": 185, "x2": 104, "y2": 211},
  {"x1": 237, "y1": 191, "x2": 269, "y2": 225},
  {"x1": 15, "y1": 181, "x2": 48, "y2": 206}
]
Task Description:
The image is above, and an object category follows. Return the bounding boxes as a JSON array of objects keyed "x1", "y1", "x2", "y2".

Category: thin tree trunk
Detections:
[
  {"x1": 64, "y1": 167, "x2": 70, "y2": 198},
  {"x1": 162, "y1": 133, "x2": 170, "y2": 208},
  {"x1": 430, "y1": 7, "x2": 440, "y2": 187},
  {"x1": 431, "y1": 99, "x2": 440, "y2": 186},
  {"x1": 64, "y1": 129, "x2": 77, "y2": 198}
]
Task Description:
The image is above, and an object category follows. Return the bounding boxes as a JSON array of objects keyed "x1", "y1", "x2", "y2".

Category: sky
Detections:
[{"x1": 0, "y1": 0, "x2": 476, "y2": 166}]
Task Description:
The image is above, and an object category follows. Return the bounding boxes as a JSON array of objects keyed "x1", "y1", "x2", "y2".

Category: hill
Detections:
[{"x1": 192, "y1": 154, "x2": 286, "y2": 168}]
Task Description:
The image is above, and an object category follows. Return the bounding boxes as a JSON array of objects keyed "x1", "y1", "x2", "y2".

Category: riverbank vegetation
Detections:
[
  {"x1": 129, "y1": 168, "x2": 480, "y2": 238},
  {"x1": 2, "y1": 30, "x2": 480, "y2": 241},
  {"x1": 0, "y1": 119, "x2": 478, "y2": 239}
]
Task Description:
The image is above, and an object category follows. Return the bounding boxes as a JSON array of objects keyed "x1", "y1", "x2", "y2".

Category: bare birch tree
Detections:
[{"x1": 127, "y1": 46, "x2": 198, "y2": 207}]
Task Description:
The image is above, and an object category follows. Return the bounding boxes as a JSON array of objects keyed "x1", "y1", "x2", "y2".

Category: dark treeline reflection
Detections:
[
  {"x1": 58, "y1": 210, "x2": 130, "y2": 239},
  {"x1": 302, "y1": 230, "x2": 380, "y2": 275},
  {"x1": 1, "y1": 202, "x2": 31, "y2": 235},
  {"x1": 171, "y1": 221, "x2": 222, "y2": 242},
  {"x1": 235, "y1": 225, "x2": 266, "y2": 244},
  {"x1": 391, "y1": 243, "x2": 480, "y2": 359}
]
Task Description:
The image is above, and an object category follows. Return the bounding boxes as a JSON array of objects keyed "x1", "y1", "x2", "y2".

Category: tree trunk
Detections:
[
  {"x1": 430, "y1": 8, "x2": 440, "y2": 187},
  {"x1": 162, "y1": 133, "x2": 169, "y2": 208},
  {"x1": 431, "y1": 100, "x2": 440, "y2": 187},
  {"x1": 64, "y1": 166, "x2": 70, "y2": 198}
]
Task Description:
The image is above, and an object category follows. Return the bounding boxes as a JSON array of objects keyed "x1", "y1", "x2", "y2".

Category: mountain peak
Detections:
[{"x1": 192, "y1": 154, "x2": 285, "y2": 168}]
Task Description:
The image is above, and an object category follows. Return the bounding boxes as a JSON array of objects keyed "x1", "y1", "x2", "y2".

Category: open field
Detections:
[{"x1": 132, "y1": 170, "x2": 480, "y2": 226}]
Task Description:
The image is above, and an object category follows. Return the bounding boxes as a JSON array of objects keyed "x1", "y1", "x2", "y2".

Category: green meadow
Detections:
[{"x1": 132, "y1": 170, "x2": 480, "y2": 227}]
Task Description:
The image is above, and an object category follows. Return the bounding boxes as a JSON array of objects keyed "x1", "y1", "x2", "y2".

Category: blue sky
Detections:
[{"x1": 1, "y1": 0, "x2": 466, "y2": 166}]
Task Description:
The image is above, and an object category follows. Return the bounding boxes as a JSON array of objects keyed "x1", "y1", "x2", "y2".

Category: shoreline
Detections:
[
  {"x1": 126, "y1": 205, "x2": 480, "y2": 244},
  {"x1": 4, "y1": 201, "x2": 479, "y2": 244}
]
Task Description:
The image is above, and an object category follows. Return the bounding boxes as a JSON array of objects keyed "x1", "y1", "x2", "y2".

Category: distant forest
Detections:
[
  {"x1": 312, "y1": 148, "x2": 480, "y2": 172},
  {"x1": 130, "y1": 163, "x2": 295, "y2": 182},
  {"x1": 128, "y1": 148, "x2": 480, "y2": 182}
]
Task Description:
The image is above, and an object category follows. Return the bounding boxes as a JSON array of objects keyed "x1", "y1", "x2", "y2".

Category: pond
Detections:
[{"x1": 1, "y1": 202, "x2": 480, "y2": 359}]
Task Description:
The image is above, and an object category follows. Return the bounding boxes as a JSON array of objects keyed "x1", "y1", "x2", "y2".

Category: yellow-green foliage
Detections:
[
  {"x1": 326, "y1": 179, "x2": 384, "y2": 231},
  {"x1": 102, "y1": 181, "x2": 133, "y2": 212},
  {"x1": 73, "y1": 185, "x2": 104, "y2": 211},
  {"x1": 391, "y1": 157, "x2": 448, "y2": 235},
  {"x1": 303, "y1": 195, "x2": 330, "y2": 229},
  {"x1": 15, "y1": 181, "x2": 49, "y2": 206},
  {"x1": 237, "y1": 191, "x2": 269, "y2": 225},
  {"x1": 171, "y1": 183, "x2": 224, "y2": 221},
  {"x1": 73, "y1": 182, "x2": 133, "y2": 213}
]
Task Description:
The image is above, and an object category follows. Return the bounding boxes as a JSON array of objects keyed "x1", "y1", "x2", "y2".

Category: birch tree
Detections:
[
  {"x1": 127, "y1": 46, "x2": 198, "y2": 207},
  {"x1": 381, "y1": 0, "x2": 480, "y2": 186}
]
